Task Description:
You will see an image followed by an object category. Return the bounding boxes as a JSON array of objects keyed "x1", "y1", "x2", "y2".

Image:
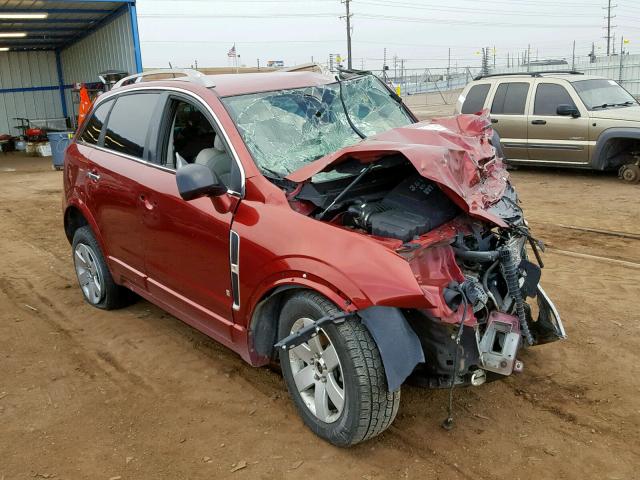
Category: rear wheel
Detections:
[
  {"x1": 619, "y1": 163, "x2": 640, "y2": 183},
  {"x1": 278, "y1": 291, "x2": 400, "y2": 446},
  {"x1": 72, "y1": 226, "x2": 136, "y2": 310}
]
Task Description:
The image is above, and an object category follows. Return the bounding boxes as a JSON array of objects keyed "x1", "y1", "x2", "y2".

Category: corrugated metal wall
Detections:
[
  {"x1": 61, "y1": 11, "x2": 137, "y2": 116},
  {"x1": 0, "y1": 51, "x2": 63, "y2": 135}
]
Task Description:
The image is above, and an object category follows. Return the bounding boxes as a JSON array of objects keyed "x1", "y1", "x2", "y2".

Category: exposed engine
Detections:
[{"x1": 342, "y1": 175, "x2": 460, "y2": 242}]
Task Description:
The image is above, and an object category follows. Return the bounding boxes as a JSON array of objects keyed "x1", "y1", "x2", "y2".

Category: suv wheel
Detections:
[
  {"x1": 278, "y1": 291, "x2": 400, "y2": 446},
  {"x1": 72, "y1": 226, "x2": 136, "y2": 310}
]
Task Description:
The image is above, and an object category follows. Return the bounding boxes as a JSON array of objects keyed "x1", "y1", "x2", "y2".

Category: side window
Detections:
[
  {"x1": 78, "y1": 100, "x2": 113, "y2": 145},
  {"x1": 461, "y1": 84, "x2": 491, "y2": 114},
  {"x1": 491, "y1": 82, "x2": 529, "y2": 115},
  {"x1": 534, "y1": 83, "x2": 576, "y2": 116},
  {"x1": 163, "y1": 98, "x2": 238, "y2": 190},
  {"x1": 103, "y1": 93, "x2": 160, "y2": 157}
]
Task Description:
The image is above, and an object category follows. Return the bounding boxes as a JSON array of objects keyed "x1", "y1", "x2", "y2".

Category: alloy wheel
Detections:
[
  {"x1": 74, "y1": 243, "x2": 104, "y2": 304},
  {"x1": 288, "y1": 317, "x2": 345, "y2": 423}
]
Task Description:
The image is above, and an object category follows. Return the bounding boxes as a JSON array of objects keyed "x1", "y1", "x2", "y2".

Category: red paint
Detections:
[{"x1": 63, "y1": 74, "x2": 510, "y2": 367}]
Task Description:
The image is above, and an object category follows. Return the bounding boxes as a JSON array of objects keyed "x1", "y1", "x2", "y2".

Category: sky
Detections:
[{"x1": 136, "y1": 0, "x2": 640, "y2": 72}]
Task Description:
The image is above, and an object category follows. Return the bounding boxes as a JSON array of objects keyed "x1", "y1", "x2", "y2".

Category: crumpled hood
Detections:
[
  {"x1": 286, "y1": 112, "x2": 510, "y2": 227},
  {"x1": 589, "y1": 105, "x2": 640, "y2": 122}
]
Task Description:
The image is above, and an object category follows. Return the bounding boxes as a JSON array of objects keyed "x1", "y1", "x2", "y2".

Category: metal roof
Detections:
[{"x1": 0, "y1": 0, "x2": 135, "y2": 51}]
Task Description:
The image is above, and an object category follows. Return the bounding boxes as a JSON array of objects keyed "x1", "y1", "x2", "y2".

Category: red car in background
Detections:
[{"x1": 63, "y1": 69, "x2": 565, "y2": 446}]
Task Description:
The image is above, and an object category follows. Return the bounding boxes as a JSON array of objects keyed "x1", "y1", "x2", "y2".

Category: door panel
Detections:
[
  {"x1": 87, "y1": 149, "x2": 147, "y2": 288},
  {"x1": 139, "y1": 94, "x2": 239, "y2": 340},
  {"x1": 139, "y1": 168, "x2": 236, "y2": 341},
  {"x1": 527, "y1": 82, "x2": 590, "y2": 163},
  {"x1": 490, "y1": 81, "x2": 532, "y2": 160}
]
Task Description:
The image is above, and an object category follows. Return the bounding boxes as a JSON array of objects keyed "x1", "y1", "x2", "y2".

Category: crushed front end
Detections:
[
  {"x1": 284, "y1": 111, "x2": 566, "y2": 391},
  {"x1": 402, "y1": 212, "x2": 565, "y2": 389}
]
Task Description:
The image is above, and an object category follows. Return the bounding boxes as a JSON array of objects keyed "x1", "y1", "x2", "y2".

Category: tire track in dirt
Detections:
[{"x1": 0, "y1": 264, "x2": 155, "y2": 393}]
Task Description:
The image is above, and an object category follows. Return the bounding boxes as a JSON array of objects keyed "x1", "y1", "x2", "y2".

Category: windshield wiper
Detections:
[
  {"x1": 316, "y1": 163, "x2": 374, "y2": 220},
  {"x1": 592, "y1": 101, "x2": 635, "y2": 109}
]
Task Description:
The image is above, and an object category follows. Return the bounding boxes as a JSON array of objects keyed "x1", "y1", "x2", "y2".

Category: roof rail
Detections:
[
  {"x1": 112, "y1": 68, "x2": 216, "y2": 89},
  {"x1": 473, "y1": 70, "x2": 584, "y2": 80}
]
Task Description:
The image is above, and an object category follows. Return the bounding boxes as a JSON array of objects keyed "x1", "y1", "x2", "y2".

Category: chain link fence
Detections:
[{"x1": 364, "y1": 53, "x2": 640, "y2": 104}]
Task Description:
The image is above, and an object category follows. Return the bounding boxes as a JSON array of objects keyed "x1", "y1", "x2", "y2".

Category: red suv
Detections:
[{"x1": 63, "y1": 69, "x2": 565, "y2": 446}]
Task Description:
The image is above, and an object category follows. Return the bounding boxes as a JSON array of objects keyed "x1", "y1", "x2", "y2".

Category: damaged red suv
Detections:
[{"x1": 63, "y1": 69, "x2": 565, "y2": 446}]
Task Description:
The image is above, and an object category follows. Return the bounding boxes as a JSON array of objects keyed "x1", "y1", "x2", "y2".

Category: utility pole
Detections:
[
  {"x1": 619, "y1": 35, "x2": 625, "y2": 82},
  {"x1": 447, "y1": 48, "x2": 451, "y2": 88},
  {"x1": 257, "y1": 58, "x2": 260, "y2": 70},
  {"x1": 571, "y1": 40, "x2": 576, "y2": 70},
  {"x1": 383, "y1": 47, "x2": 387, "y2": 71},
  {"x1": 604, "y1": 0, "x2": 617, "y2": 56},
  {"x1": 526, "y1": 44, "x2": 531, "y2": 72},
  {"x1": 341, "y1": 0, "x2": 353, "y2": 69}
]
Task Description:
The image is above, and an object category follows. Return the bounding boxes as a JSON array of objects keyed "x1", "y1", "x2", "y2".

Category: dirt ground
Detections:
[{"x1": 0, "y1": 152, "x2": 638, "y2": 480}]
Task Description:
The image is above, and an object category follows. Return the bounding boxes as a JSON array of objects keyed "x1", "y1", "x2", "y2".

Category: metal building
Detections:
[{"x1": 0, "y1": 1, "x2": 142, "y2": 135}]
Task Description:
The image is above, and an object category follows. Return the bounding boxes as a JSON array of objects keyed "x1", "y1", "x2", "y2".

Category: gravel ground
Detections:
[{"x1": 0, "y1": 152, "x2": 638, "y2": 480}]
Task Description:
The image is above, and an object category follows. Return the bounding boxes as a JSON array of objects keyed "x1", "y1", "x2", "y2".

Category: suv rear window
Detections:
[
  {"x1": 461, "y1": 84, "x2": 491, "y2": 114},
  {"x1": 491, "y1": 82, "x2": 529, "y2": 115},
  {"x1": 534, "y1": 83, "x2": 576, "y2": 116},
  {"x1": 79, "y1": 100, "x2": 113, "y2": 145},
  {"x1": 103, "y1": 93, "x2": 160, "y2": 158}
]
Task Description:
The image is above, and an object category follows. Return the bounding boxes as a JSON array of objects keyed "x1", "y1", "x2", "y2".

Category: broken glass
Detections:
[{"x1": 221, "y1": 75, "x2": 413, "y2": 180}]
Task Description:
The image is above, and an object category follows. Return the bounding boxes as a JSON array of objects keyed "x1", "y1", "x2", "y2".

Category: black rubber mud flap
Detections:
[{"x1": 358, "y1": 306, "x2": 425, "y2": 392}]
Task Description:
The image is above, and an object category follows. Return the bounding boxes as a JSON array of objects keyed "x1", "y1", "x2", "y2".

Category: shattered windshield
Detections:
[{"x1": 221, "y1": 75, "x2": 413, "y2": 179}]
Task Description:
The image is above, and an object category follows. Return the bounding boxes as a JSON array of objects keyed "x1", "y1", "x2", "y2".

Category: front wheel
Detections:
[{"x1": 278, "y1": 291, "x2": 400, "y2": 446}]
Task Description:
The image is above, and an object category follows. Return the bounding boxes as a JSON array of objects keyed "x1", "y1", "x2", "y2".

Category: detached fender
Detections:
[
  {"x1": 591, "y1": 127, "x2": 640, "y2": 170},
  {"x1": 358, "y1": 306, "x2": 424, "y2": 392}
]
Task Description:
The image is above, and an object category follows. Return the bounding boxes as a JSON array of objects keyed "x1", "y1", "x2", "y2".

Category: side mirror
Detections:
[
  {"x1": 557, "y1": 104, "x2": 580, "y2": 118},
  {"x1": 176, "y1": 163, "x2": 227, "y2": 201}
]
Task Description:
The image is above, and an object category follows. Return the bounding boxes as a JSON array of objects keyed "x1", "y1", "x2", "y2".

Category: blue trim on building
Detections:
[
  {"x1": 0, "y1": 85, "x2": 73, "y2": 95},
  {"x1": 55, "y1": 50, "x2": 68, "y2": 118},
  {"x1": 128, "y1": 2, "x2": 143, "y2": 73}
]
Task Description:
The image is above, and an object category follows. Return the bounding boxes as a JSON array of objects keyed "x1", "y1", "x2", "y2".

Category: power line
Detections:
[
  {"x1": 359, "y1": 0, "x2": 603, "y2": 17},
  {"x1": 356, "y1": 13, "x2": 601, "y2": 28},
  {"x1": 139, "y1": 13, "x2": 339, "y2": 18}
]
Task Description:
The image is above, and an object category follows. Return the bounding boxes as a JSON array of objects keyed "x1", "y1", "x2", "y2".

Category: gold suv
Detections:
[{"x1": 455, "y1": 72, "x2": 640, "y2": 183}]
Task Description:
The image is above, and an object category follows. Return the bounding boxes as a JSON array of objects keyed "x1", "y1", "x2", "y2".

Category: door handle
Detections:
[
  {"x1": 531, "y1": 119, "x2": 547, "y2": 125},
  {"x1": 491, "y1": 118, "x2": 498, "y2": 124},
  {"x1": 87, "y1": 171, "x2": 100, "y2": 182}
]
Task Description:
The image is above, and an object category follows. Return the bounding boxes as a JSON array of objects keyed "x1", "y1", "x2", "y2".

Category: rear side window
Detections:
[
  {"x1": 79, "y1": 100, "x2": 112, "y2": 145},
  {"x1": 534, "y1": 83, "x2": 576, "y2": 116},
  {"x1": 461, "y1": 84, "x2": 490, "y2": 114},
  {"x1": 491, "y1": 82, "x2": 529, "y2": 115},
  {"x1": 103, "y1": 93, "x2": 160, "y2": 157}
]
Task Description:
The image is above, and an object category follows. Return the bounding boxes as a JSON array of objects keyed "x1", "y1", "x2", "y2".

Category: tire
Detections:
[
  {"x1": 278, "y1": 291, "x2": 400, "y2": 446},
  {"x1": 71, "y1": 226, "x2": 136, "y2": 310}
]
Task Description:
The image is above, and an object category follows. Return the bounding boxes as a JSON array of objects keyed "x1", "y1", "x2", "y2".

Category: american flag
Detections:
[{"x1": 227, "y1": 44, "x2": 236, "y2": 58}]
